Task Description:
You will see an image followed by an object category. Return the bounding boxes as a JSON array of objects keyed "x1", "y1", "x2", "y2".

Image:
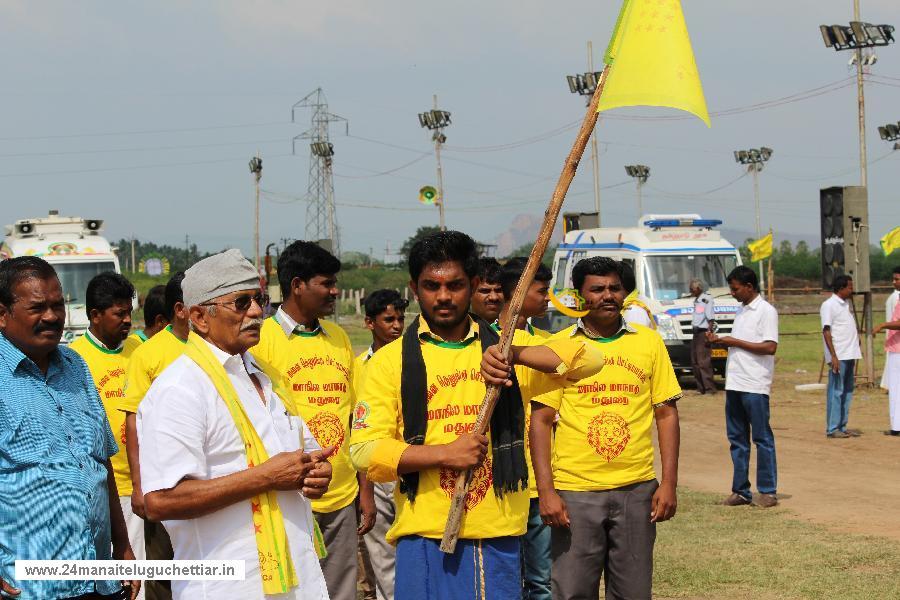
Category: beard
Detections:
[{"x1": 422, "y1": 301, "x2": 469, "y2": 331}]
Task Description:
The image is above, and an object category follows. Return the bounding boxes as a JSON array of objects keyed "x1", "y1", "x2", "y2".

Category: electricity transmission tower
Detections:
[{"x1": 292, "y1": 88, "x2": 347, "y2": 255}]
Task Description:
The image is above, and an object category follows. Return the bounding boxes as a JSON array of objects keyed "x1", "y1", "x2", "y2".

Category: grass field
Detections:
[{"x1": 654, "y1": 489, "x2": 900, "y2": 599}]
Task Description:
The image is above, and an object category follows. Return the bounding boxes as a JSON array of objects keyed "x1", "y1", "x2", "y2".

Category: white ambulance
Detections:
[
  {"x1": 541, "y1": 213, "x2": 744, "y2": 375},
  {"x1": 2, "y1": 211, "x2": 122, "y2": 344}
]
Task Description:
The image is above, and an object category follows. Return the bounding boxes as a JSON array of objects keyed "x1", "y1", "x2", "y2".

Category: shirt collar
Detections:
[
  {"x1": 572, "y1": 317, "x2": 636, "y2": 339},
  {"x1": 491, "y1": 319, "x2": 535, "y2": 336},
  {"x1": 418, "y1": 315, "x2": 479, "y2": 344},
  {"x1": 362, "y1": 345, "x2": 374, "y2": 362},
  {"x1": 830, "y1": 293, "x2": 847, "y2": 306},
  {"x1": 201, "y1": 336, "x2": 263, "y2": 376},
  {"x1": 0, "y1": 332, "x2": 67, "y2": 377},
  {"x1": 274, "y1": 306, "x2": 328, "y2": 338},
  {"x1": 85, "y1": 329, "x2": 124, "y2": 354},
  {"x1": 744, "y1": 294, "x2": 763, "y2": 310}
]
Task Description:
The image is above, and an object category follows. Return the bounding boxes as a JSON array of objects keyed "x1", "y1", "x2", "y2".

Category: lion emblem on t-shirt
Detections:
[
  {"x1": 306, "y1": 411, "x2": 345, "y2": 450},
  {"x1": 439, "y1": 457, "x2": 493, "y2": 512},
  {"x1": 587, "y1": 412, "x2": 630, "y2": 462}
]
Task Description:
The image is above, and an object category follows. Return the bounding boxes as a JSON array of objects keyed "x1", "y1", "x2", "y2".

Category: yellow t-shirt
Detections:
[
  {"x1": 122, "y1": 331, "x2": 147, "y2": 358},
  {"x1": 70, "y1": 332, "x2": 132, "y2": 496},
  {"x1": 510, "y1": 325, "x2": 551, "y2": 499},
  {"x1": 350, "y1": 318, "x2": 595, "y2": 543},
  {"x1": 534, "y1": 323, "x2": 682, "y2": 492},
  {"x1": 251, "y1": 316, "x2": 358, "y2": 514},
  {"x1": 119, "y1": 326, "x2": 188, "y2": 414},
  {"x1": 352, "y1": 348, "x2": 374, "y2": 430}
]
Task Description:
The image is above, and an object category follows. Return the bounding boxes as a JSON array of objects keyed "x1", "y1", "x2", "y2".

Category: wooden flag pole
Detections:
[{"x1": 439, "y1": 65, "x2": 610, "y2": 553}]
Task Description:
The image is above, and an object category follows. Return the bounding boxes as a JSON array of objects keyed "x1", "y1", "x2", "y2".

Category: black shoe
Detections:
[{"x1": 884, "y1": 430, "x2": 900, "y2": 437}]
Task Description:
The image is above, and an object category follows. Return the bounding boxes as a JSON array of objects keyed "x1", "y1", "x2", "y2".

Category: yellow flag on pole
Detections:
[
  {"x1": 748, "y1": 232, "x2": 773, "y2": 262},
  {"x1": 882, "y1": 226, "x2": 900, "y2": 256},
  {"x1": 599, "y1": 0, "x2": 710, "y2": 126}
]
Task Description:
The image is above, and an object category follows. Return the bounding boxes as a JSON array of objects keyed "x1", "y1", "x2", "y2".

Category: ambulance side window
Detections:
[
  {"x1": 554, "y1": 257, "x2": 569, "y2": 288},
  {"x1": 621, "y1": 258, "x2": 637, "y2": 292},
  {"x1": 567, "y1": 252, "x2": 586, "y2": 286}
]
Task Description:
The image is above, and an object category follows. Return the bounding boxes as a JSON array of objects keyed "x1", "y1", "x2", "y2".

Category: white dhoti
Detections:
[
  {"x1": 888, "y1": 352, "x2": 900, "y2": 432},
  {"x1": 119, "y1": 495, "x2": 146, "y2": 600}
]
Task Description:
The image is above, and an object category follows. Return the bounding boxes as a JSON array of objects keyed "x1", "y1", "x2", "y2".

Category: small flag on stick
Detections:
[
  {"x1": 749, "y1": 231, "x2": 773, "y2": 262},
  {"x1": 599, "y1": 0, "x2": 710, "y2": 126}
]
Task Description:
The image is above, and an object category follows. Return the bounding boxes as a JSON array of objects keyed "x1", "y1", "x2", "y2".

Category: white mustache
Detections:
[{"x1": 241, "y1": 318, "x2": 264, "y2": 331}]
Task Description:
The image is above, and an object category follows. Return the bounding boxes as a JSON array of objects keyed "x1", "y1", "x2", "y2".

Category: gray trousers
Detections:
[
  {"x1": 315, "y1": 503, "x2": 359, "y2": 600},
  {"x1": 362, "y1": 481, "x2": 397, "y2": 600},
  {"x1": 551, "y1": 480, "x2": 658, "y2": 600}
]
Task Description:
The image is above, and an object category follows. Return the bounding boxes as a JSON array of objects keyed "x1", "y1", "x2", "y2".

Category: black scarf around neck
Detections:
[{"x1": 399, "y1": 314, "x2": 527, "y2": 502}]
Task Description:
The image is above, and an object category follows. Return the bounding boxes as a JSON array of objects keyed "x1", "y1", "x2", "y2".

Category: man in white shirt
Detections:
[
  {"x1": 139, "y1": 249, "x2": 333, "y2": 600},
  {"x1": 706, "y1": 266, "x2": 778, "y2": 509},
  {"x1": 621, "y1": 261, "x2": 655, "y2": 329},
  {"x1": 820, "y1": 275, "x2": 863, "y2": 438},
  {"x1": 880, "y1": 267, "x2": 900, "y2": 389}
]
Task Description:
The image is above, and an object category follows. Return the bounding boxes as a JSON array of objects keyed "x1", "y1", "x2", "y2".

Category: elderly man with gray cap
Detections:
[{"x1": 138, "y1": 249, "x2": 334, "y2": 600}]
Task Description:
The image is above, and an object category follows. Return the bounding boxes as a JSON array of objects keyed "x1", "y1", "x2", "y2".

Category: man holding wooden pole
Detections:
[{"x1": 349, "y1": 231, "x2": 605, "y2": 599}]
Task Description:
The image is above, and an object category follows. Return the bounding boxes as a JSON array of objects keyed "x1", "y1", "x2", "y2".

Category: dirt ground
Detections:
[{"x1": 672, "y1": 378, "x2": 900, "y2": 541}]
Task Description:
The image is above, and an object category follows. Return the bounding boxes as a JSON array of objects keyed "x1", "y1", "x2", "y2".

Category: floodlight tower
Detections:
[
  {"x1": 566, "y1": 41, "x2": 604, "y2": 222},
  {"x1": 418, "y1": 96, "x2": 451, "y2": 231},
  {"x1": 733, "y1": 147, "x2": 773, "y2": 239},
  {"x1": 734, "y1": 147, "x2": 773, "y2": 291},
  {"x1": 820, "y1": 16, "x2": 894, "y2": 187},
  {"x1": 624, "y1": 165, "x2": 650, "y2": 219},
  {"x1": 292, "y1": 88, "x2": 347, "y2": 255},
  {"x1": 820, "y1": 9, "x2": 895, "y2": 385}
]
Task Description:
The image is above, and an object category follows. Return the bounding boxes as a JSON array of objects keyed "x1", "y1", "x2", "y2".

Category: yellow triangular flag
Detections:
[
  {"x1": 882, "y1": 226, "x2": 900, "y2": 256},
  {"x1": 748, "y1": 232, "x2": 773, "y2": 262},
  {"x1": 599, "y1": 0, "x2": 710, "y2": 127}
]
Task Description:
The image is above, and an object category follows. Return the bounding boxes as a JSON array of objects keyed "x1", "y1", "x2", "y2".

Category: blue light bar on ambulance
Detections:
[{"x1": 643, "y1": 218, "x2": 723, "y2": 229}]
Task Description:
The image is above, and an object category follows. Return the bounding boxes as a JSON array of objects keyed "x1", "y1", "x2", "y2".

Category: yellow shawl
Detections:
[{"x1": 184, "y1": 333, "x2": 325, "y2": 595}]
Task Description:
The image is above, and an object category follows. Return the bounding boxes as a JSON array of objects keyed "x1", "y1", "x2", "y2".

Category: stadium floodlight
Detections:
[
  {"x1": 878, "y1": 122, "x2": 900, "y2": 142},
  {"x1": 821, "y1": 21, "x2": 895, "y2": 50},
  {"x1": 565, "y1": 71, "x2": 604, "y2": 98},
  {"x1": 734, "y1": 147, "x2": 772, "y2": 168},
  {"x1": 310, "y1": 141, "x2": 335, "y2": 157},
  {"x1": 624, "y1": 165, "x2": 650, "y2": 218}
]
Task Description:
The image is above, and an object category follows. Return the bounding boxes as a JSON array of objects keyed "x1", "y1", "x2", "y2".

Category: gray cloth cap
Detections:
[{"x1": 182, "y1": 248, "x2": 260, "y2": 308}]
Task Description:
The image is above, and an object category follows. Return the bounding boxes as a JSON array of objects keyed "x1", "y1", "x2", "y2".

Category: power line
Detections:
[
  {"x1": 333, "y1": 153, "x2": 430, "y2": 179},
  {"x1": 0, "y1": 138, "x2": 287, "y2": 158},
  {"x1": 0, "y1": 121, "x2": 288, "y2": 142},
  {"x1": 0, "y1": 153, "x2": 292, "y2": 179},
  {"x1": 766, "y1": 150, "x2": 896, "y2": 182},
  {"x1": 645, "y1": 172, "x2": 748, "y2": 198}
]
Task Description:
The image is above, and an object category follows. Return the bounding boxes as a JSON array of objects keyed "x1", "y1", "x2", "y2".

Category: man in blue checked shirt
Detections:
[{"x1": 0, "y1": 257, "x2": 139, "y2": 600}]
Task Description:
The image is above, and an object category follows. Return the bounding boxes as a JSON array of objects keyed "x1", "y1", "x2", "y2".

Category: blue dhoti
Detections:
[{"x1": 395, "y1": 535, "x2": 521, "y2": 600}]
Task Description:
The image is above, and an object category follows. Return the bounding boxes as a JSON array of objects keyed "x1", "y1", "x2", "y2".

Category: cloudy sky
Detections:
[{"x1": 0, "y1": 0, "x2": 897, "y2": 259}]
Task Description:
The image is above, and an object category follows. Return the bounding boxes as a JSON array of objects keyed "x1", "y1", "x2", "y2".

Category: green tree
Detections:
[
  {"x1": 506, "y1": 243, "x2": 558, "y2": 269},
  {"x1": 399, "y1": 226, "x2": 442, "y2": 262},
  {"x1": 113, "y1": 238, "x2": 211, "y2": 274}
]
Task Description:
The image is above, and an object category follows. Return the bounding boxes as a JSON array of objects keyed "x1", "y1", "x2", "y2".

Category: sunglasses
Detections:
[{"x1": 201, "y1": 292, "x2": 269, "y2": 313}]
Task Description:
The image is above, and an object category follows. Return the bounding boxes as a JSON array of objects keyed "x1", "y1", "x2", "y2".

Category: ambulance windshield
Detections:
[{"x1": 645, "y1": 254, "x2": 738, "y2": 301}]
